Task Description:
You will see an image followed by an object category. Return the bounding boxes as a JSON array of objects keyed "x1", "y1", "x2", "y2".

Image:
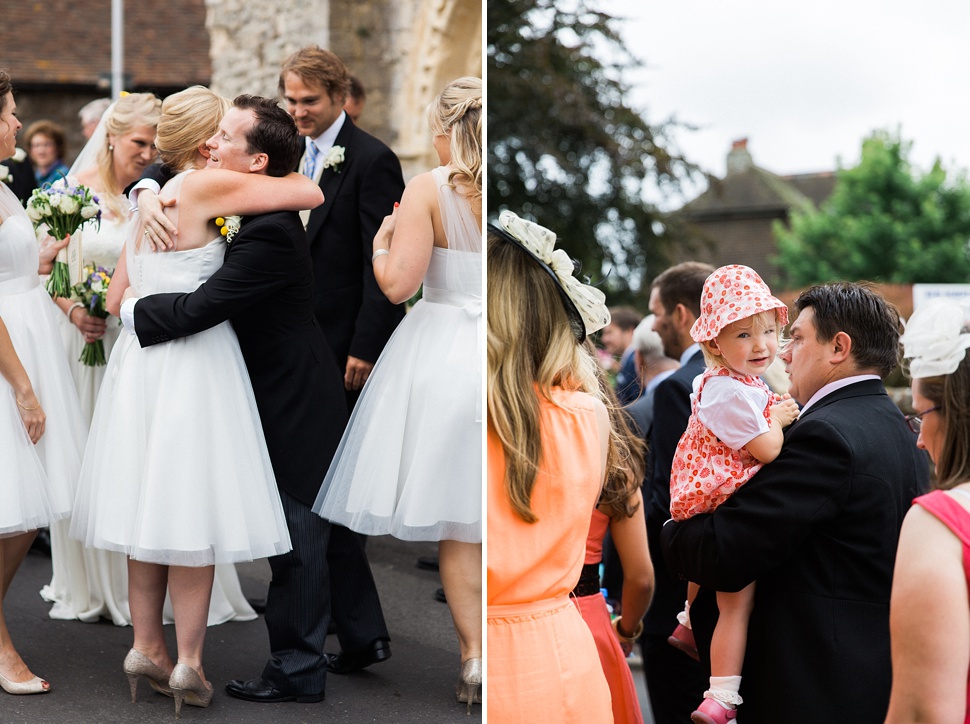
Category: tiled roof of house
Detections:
[
  {"x1": 679, "y1": 140, "x2": 837, "y2": 220},
  {"x1": 682, "y1": 166, "x2": 815, "y2": 218},
  {"x1": 3, "y1": 0, "x2": 210, "y2": 88}
]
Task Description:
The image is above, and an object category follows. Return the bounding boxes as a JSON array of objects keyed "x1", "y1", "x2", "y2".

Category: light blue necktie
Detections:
[{"x1": 304, "y1": 139, "x2": 321, "y2": 178}]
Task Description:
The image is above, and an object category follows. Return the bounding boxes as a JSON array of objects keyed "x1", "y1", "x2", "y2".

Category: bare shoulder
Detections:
[{"x1": 404, "y1": 170, "x2": 437, "y2": 198}]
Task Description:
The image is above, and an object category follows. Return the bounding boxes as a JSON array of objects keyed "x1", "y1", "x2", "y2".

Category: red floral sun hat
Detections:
[{"x1": 690, "y1": 264, "x2": 789, "y2": 342}]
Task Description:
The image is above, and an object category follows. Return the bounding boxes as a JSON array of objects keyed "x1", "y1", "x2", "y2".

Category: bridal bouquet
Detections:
[
  {"x1": 70, "y1": 265, "x2": 112, "y2": 366},
  {"x1": 26, "y1": 177, "x2": 101, "y2": 298}
]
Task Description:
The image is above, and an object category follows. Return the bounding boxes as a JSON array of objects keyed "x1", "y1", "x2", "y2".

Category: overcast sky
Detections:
[{"x1": 609, "y1": 1, "x2": 970, "y2": 199}]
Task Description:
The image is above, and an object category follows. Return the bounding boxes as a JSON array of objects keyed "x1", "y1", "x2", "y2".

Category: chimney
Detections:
[{"x1": 726, "y1": 138, "x2": 753, "y2": 176}]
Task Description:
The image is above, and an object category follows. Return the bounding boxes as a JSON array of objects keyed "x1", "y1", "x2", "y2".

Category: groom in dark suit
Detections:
[
  {"x1": 662, "y1": 282, "x2": 929, "y2": 724},
  {"x1": 279, "y1": 45, "x2": 404, "y2": 674},
  {"x1": 121, "y1": 95, "x2": 388, "y2": 703}
]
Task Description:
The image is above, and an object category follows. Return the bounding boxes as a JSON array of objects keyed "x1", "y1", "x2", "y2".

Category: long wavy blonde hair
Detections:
[
  {"x1": 487, "y1": 230, "x2": 642, "y2": 522},
  {"x1": 97, "y1": 92, "x2": 161, "y2": 219},
  {"x1": 427, "y1": 77, "x2": 481, "y2": 204}
]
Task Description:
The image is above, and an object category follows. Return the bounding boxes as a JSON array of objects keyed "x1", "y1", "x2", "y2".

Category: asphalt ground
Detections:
[{"x1": 2, "y1": 535, "x2": 481, "y2": 723}]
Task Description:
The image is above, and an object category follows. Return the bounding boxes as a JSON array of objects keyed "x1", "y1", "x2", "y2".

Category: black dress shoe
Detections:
[
  {"x1": 416, "y1": 555, "x2": 439, "y2": 571},
  {"x1": 434, "y1": 587, "x2": 447, "y2": 603},
  {"x1": 326, "y1": 639, "x2": 392, "y2": 674},
  {"x1": 225, "y1": 677, "x2": 323, "y2": 703}
]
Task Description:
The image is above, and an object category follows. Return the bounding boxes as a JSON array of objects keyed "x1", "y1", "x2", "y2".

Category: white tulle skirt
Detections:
[
  {"x1": 0, "y1": 282, "x2": 86, "y2": 537},
  {"x1": 71, "y1": 320, "x2": 291, "y2": 566},
  {"x1": 55, "y1": 310, "x2": 122, "y2": 424},
  {"x1": 313, "y1": 296, "x2": 482, "y2": 543}
]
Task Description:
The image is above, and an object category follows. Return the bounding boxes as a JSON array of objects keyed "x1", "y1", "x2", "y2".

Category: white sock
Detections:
[
  {"x1": 705, "y1": 675, "x2": 743, "y2": 708},
  {"x1": 676, "y1": 600, "x2": 692, "y2": 629}
]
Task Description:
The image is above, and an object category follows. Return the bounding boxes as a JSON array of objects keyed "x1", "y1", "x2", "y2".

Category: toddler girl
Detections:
[{"x1": 668, "y1": 264, "x2": 799, "y2": 724}]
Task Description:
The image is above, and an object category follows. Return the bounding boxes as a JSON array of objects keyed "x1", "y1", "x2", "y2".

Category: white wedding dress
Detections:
[
  {"x1": 313, "y1": 166, "x2": 482, "y2": 543},
  {"x1": 71, "y1": 171, "x2": 291, "y2": 569},
  {"x1": 43, "y1": 188, "x2": 258, "y2": 626},
  {"x1": 0, "y1": 183, "x2": 85, "y2": 537}
]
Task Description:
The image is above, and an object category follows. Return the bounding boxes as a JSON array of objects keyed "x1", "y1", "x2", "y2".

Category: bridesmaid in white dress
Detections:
[
  {"x1": 71, "y1": 86, "x2": 322, "y2": 714},
  {"x1": 0, "y1": 70, "x2": 87, "y2": 695},
  {"x1": 313, "y1": 77, "x2": 483, "y2": 709},
  {"x1": 41, "y1": 93, "x2": 258, "y2": 629}
]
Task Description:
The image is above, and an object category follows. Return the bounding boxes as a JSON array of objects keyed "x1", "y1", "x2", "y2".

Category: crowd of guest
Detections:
[
  {"x1": 0, "y1": 45, "x2": 482, "y2": 719},
  {"x1": 486, "y1": 204, "x2": 963, "y2": 724}
]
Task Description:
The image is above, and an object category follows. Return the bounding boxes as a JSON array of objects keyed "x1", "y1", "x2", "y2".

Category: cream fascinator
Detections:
[
  {"x1": 900, "y1": 298, "x2": 970, "y2": 379},
  {"x1": 490, "y1": 210, "x2": 611, "y2": 341}
]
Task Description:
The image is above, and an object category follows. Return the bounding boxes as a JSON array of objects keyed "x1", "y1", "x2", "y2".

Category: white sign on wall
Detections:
[{"x1": 912, "y1": 284, "x2": 970, "y2": 310}]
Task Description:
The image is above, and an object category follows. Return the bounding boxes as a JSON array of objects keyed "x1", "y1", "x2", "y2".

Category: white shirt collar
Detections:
[
  {"x1": 679, "y1": 342, "x2": 701, "y2": 366},
  {"x1": 308, "y1": 111, "x2": 347, "y2": 155},
  {"x1": 799, "y1": 374, "x2": 881, "y2": 415}
]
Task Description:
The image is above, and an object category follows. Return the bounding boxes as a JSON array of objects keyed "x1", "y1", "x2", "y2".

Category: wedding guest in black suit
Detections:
[
  {"x1": 639, "y1": 261, "x2": 713, "y2": 723},
  {"x1": 662, "y1": 282, "x2": 929, "y2": 724},
  {"x1": 279, "y1": 45, "x2": 403, "y2": 674}
]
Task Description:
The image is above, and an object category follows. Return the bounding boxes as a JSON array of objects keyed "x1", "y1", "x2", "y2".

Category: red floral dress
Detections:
[{"x1": 670, "y1": 367, "x2": 775, "y2": 521}]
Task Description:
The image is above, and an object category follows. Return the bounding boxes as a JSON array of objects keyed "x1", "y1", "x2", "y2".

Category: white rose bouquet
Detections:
[
  {"x1": 70, "y1": 265, "x2": 113, "y2": 366},
  {"x1": 26, "y1": 176, "x2": 101, "y2": 298}
]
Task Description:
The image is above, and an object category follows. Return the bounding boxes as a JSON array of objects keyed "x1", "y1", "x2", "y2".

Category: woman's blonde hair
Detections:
[
  {"x1": 155, "y1": 86, "x2": 230, "y2": 173},
  {"x1": 427, "y1": 77, "x2": 481, "y2": 203},
  {"x1": 487, "y1": 231, "x2": 642, "y2": 522},
  {"x1": 98, "y1": 92, "x2": 161, "y2": 219},
  {"x1": 701, "y1": 309, "x2": 783, "y2": 369}
]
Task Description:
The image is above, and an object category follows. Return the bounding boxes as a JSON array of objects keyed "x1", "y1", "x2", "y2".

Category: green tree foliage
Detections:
[
  {"x1": 487, "y1": 0, "x2": 696, "y2": 299},
  {"x1": 774, "y1": 130, "x2": 970, "y2": 287}
]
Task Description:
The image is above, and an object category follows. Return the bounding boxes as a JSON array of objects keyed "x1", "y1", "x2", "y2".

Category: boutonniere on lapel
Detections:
[
  {"x1": 0, "y1": 164, "x2": 11, "y2": 184},
  {"x1": 321, "y1": 145, "x2": 345, "y2": 174},
  {"x1": 215, "y1": 215, "x2": 242, "y2": 245}
]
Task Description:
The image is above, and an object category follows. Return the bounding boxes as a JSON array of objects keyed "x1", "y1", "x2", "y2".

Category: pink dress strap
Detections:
[{"x1": 913, "y1": 489, "x2": 970, "y2": 724}]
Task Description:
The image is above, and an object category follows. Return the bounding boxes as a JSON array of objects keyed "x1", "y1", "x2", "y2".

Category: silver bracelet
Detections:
[
  {"x1": 67, "y1": 302, "x2": 84, "y2": 322},
  {"x1": 372, "y1": 248, "x2": 390, "y2": 262}
]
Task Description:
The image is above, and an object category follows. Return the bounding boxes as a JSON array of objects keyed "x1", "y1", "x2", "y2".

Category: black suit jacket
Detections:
[
  {"x1": 661, "y1": 379, "x2": 929, "y2": 724},
  {"x1": 642, "y1": 349, "x2": 705, "y2": 636},
  {"x1": 133, "y1": 211, "x2": 348, "y2": 507},
  {"x1": 7, "y1": 155, "x2": 36, "y2": 206},
  {"x1": 304, "y1": 119, "x2": 405, "y2": 370}
]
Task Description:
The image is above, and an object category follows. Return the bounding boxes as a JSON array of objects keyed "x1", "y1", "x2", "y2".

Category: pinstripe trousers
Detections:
[{"x1": 260, "y1": 490, "x2": 389, "y2": 696}]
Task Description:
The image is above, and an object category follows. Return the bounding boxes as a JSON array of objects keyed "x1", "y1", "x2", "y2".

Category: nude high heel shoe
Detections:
[
  {"x1": 169, "y1": 663, "x2": 213, "y2": 719},
  {"x1": 0, "y1": 671, "x2": 50, "y2": 695},
  {"x1": 455, "y1": 657, "x2": 482, "y2": 714},
  {"x1": 123, "y1": 648, "x2": 173, "y2": 702}
]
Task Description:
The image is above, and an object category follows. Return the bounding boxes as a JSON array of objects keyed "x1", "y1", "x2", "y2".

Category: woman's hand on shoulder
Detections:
[{"x1": 139, "y1": 193, "x2": 178, "y2": 251}]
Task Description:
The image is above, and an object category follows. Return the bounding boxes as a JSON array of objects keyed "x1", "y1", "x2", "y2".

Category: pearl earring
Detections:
[{"x1": 108, "y1": 144, "x2": 114, "y2": 152}]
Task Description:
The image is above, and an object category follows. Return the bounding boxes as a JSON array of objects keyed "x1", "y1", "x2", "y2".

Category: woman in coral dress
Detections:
[{"x1": 487, "y1": 210, "x2": 617, "y2": 722}]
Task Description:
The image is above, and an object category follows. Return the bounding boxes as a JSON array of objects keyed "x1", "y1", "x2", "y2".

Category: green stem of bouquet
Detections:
[
  {"x1": 78, "y1": 339, "x2": 106, "y2": 366},
  {"x1": 45, "y1": 261, "x2": 72, "y2": 298}
]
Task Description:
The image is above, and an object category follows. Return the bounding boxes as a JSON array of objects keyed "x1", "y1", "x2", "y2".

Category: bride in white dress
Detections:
[
  {"x1": 41, "y1": 93, "x2": 259, "y2": 629},
  {"x1": 70, "y1": 86, "x2": 323, "y2": 713},
  {"x1": 0, "y1": 70, "x2": 86, "y2": 695},
  {"x1": 313, "y1": 77, "x2": 483, "y2": 709}
]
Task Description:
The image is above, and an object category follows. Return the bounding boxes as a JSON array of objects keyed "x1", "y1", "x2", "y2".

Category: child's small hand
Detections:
[{"x1": 770, "y1": 394, "x2": 800, "y2": 428}]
